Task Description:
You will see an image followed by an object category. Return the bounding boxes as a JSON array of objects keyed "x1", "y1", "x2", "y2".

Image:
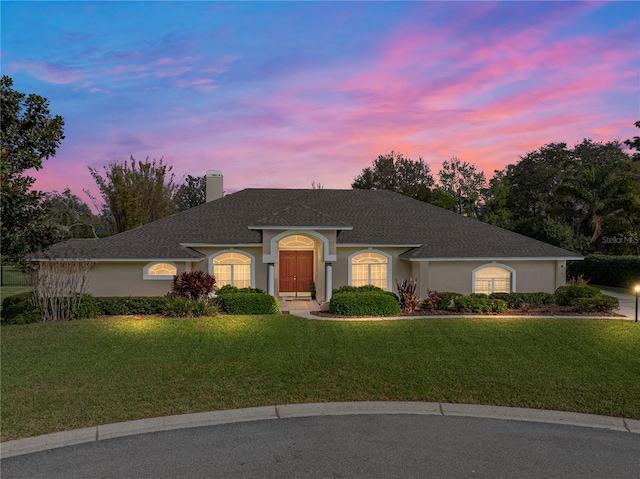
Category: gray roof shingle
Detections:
[{"x1": 39, "y1": 189, "x2": 581, "y2": 260}]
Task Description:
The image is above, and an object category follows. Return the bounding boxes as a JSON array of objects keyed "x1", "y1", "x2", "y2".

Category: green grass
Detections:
[{"x1": 2, "y1": 315, "x2": 639, "y2": 441}]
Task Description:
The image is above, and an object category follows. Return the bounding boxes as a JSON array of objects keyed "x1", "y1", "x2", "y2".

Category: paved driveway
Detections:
[{"x1": 600, "y1": 289, "x2": 638, "y2": 319}]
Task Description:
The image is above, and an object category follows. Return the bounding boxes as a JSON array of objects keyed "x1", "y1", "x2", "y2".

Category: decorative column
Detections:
[
  {"x1": 324, "y1": 263, "x2": 333, "y2": 302},
  {"x1": 267, "y1": 263, "x2": 275, "y2": 297}
]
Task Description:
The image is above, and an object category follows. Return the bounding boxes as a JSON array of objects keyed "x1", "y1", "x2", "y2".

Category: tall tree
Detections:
[
  {"x1": 174, "y1": 174, "x2": 205, "y2": 211},
  {"x1": 504, "y1": 142, "x2": 572, "y2": 220},
  {"x1": 42, "y1": 188, "x2": 100, "y2": 240},
  {"x1": 624, "y1": 120, "x2": 640, "y2": 157},
  {"x1": 557, "y1": 139, "x2": 629, "y2": 245},
  {"x1": 1, "y1": 75, "x2": 65, "y2": 263},
  {"x1": 89, "y1": 156, "x2": 177, "y2": 233},
  {"x1": 352, "y1": 151, "x2": 434, "y2": 201},
  {"x1": 437, "y1": 157, "x2": 486, "y2": 217},
  {"x1": 481, "y1": 170, "x2": 512, "y2": 227}
]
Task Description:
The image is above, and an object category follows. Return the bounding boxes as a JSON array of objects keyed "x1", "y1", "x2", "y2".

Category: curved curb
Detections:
[{"x1": 2, "y1": 402, "x2": 639, "y2": 458}]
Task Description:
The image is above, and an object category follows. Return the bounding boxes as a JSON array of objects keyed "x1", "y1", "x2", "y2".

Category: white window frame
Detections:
[
  {"x1": 347, "y1": 249, "x2": 392, "y2": 291},
  {"x1": 472, "y1": 263, "x2": 516, "y2": 294},
  {"x1": 143, "y1": 262, "x2": 178, "y2": 280},
  {"x1": 209, "y1": 250, "x2": 256, "y2": 288}
]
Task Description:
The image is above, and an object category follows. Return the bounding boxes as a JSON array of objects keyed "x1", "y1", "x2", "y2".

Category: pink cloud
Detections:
[{"x1": 8, "y1": 60, "x2": 85, "y2": 84}]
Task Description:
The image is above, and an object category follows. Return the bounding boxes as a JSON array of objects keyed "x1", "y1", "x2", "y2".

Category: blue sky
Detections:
[{"x1": 2, "y1": 1, "x2": 638, "y2": 200}]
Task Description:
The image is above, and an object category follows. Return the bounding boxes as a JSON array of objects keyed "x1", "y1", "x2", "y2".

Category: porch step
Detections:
[{"x1": 279, "y1": 298, "x2": 321, "y2": 313}]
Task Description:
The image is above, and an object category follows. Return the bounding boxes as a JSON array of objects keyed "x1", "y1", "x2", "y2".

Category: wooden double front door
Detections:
[{"x1": 279, "y1": 251, "x2": 313, "y2": 295}]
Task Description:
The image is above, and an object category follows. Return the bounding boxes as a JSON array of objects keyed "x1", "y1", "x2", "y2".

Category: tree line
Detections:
[
  {"x1": 2, "y1": 75, "x2": 638, "y2": 266},
  {"x1": 1, "y1": 76, "x2": 206, "y2": 264},
  {"x1": 352, "y1": 136, "x2": 640, "y2": 255}
]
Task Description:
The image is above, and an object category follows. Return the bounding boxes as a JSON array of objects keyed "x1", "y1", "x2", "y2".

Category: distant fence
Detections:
[{"x1": 0, "y1": 266, "x2": 37, "y2": 287}]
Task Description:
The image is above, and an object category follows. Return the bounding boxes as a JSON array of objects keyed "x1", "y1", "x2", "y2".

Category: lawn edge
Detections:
[{"x1": 2, "y1": 402, "x2": 639, "y2": 458}]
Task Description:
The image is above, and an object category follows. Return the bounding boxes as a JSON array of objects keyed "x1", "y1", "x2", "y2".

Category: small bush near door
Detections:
[
  {"x1": 329, "y1": 291, "x2": 401, "y2": 316},
  {"x1": 216, "y1": 292, "x2": 280, "y2": 315}
]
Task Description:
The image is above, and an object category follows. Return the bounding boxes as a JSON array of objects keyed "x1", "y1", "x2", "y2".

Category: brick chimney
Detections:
[{"x1": 205, "y1": 170, "x2": 223, "y2": 202}]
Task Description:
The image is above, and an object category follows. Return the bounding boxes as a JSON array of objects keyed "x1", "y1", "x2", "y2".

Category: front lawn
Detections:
[{"x1": 1, "y1": 315, "x2": 639, "y2": 440}]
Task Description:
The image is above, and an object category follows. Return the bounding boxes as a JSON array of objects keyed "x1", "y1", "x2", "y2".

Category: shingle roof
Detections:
[
  {"x1": 39, "y1": 189, "x2": 581, "y2": 260},
  {"x1": 249, "y1": 204, "x2": 352, "y2": 229}
]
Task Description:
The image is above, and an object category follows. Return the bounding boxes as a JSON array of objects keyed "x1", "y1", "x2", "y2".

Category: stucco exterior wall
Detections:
[
  {"x1": 87, "y1": 261, "x2": 189, "y2": 297},
  {"x1": 417, "y1": 259, "x2": 564, "y2": 295}
]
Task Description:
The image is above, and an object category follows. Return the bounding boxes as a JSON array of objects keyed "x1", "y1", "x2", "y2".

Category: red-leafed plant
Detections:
[
  {"x1": 396, "y1": 278, "x2": 420, "y2": 313},
  {"x1": 172, "y1": 271, "x2": 216, "y2": 300},
  {"x1": 421, "y1": 289, "x2": 441, "y2": 311}
]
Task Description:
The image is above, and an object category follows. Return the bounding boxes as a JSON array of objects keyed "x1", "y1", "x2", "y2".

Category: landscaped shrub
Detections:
[
  {"x1": 572, "y1": 294, "x2": 619, "y2": 313},
  {"x1": 163, "y1": 297, "x2": 218, "y2": 317},
  {"x1": 435, "y1": 292, "x2": 462, "y2": 310},
  {"x1": 96, "y1": 296, "x2": 170, "y2": 316},
  {"x1": 554, "y1": 285, "x2": 601, "y2": 306},
  {"x1": 216, "y1": 285, "x2": 266, "y2": 295},
  {"x1": 217, "y1": 293, "x2": 279, "y2": 315},
  {"x1": 72, "y1": 294, "x2": 103, "y2": 319},
  {"x1": 454, "y1": 296, "x2": 507, "y2": 314},
  {"x1": 332, "y1": 285, "x2": 359, "y2": 294},
  {"x1": 421, "y1": 289, "x2": 440, "y2": 311},
  {"x1": 329, "y1": 291, "x2": 401, "y2": 316},
  {"x1": 396, "y1": 278, "x2": 420, "y2": 313},
  {"x1": 172, "y1": 271, "x2": 215, "y2": 300},
  {"x1": 488, "y1": 292, "x2": 554, "y2": 310},
  {"x1": 1, "y1": 292, "x2": 40, "y2": 325},
  {"x1": 567, "y1": 254, "x2": 640, "y2": 289}
]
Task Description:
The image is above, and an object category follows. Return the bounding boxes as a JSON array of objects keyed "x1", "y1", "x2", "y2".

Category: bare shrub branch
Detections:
[{"x1": 35, "y1": 259, "x2": 94, "y2": 321}]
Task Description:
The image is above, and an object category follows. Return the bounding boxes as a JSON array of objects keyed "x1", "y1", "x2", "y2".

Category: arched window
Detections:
[
  {"x1": 212, "y1": 252, "x2": 252, "y2": 288},
  {"x1": 143, "y1": 262, "x2": 177, "y2": 280},
  {"x1": 473, "y1": 265, "x2": 513, "y2": 294},
  {"x1": 350, "y1": 251, "x2": 389, "y2": 290}
]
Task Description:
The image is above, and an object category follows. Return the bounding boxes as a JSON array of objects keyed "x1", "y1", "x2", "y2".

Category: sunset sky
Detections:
[{"x1": 2, "y1": 1, "x2": 639, "y2": 203}]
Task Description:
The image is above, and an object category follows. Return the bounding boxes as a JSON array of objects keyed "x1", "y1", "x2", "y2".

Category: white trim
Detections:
[
  {"x1": 143, "y1": 261, "x2": 178, "y2": 280},
  {"x1": 208, "y1": 249, "x2": 256, "y2": 288},
  {"x1": 347, "y1": 249, "x2": 392, "y2": 291},
  {"x1": 249, "y1": 226, "x2": 352, "y2": 231},
  {"x1": 472, "y1": 263, "x2": 517, "y2": 293},
  {"x1": 263, "y1": 230, "x2": 336, "y2": 262},
  {"x1": 407, "y1": 256, "x2": 583, "y2": 262},
  {"x1": 35, "y1": 257, "x2": 202, "y2": 263}
]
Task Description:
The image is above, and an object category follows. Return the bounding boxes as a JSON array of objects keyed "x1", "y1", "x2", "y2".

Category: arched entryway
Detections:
[{"x1": 278, "y1": 235, "x2": 315, "y2": 297}]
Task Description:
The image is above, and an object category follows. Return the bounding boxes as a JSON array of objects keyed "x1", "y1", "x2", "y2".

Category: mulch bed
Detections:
[{"x1": 310, "y1": 306, "x2": 624, "y2": 319}]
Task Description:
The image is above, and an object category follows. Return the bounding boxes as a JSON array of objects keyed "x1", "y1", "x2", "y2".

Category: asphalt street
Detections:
[{"x1": 3, "y1": 414, "x2": 639, "y2": 479}]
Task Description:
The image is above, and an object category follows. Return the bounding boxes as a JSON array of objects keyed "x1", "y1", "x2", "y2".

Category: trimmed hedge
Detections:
[
  {"x1": 554, "y1": 285, "x2": 601, "y2": 306},
  {"x1": 436, "y1": 292, "x2": 463, "y2": 311},
  {"x1": 216, "y1": 293, "x2": 279, "y2": 315},
  {"x1": 488, "y1": 292, "x2": 554, "y2": 309},
  {"x1": 216, "y1": 285, "x2": 266, "y2": 295},
  {"x1": 567, "y1": 254, "x2": 640, "y2": 289},
  {"x1": 94, "y1": 296, "x2": 170, "y2": 316},
  {"x1": 454, "y1": 296, "x2": 507, "y2": 314},
  {"x1": 329, "y1": 291, "x2": 401, "y2": 317},
  {"x1": 573, "y1": 295, "x2": 619, "y2": 313}
]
